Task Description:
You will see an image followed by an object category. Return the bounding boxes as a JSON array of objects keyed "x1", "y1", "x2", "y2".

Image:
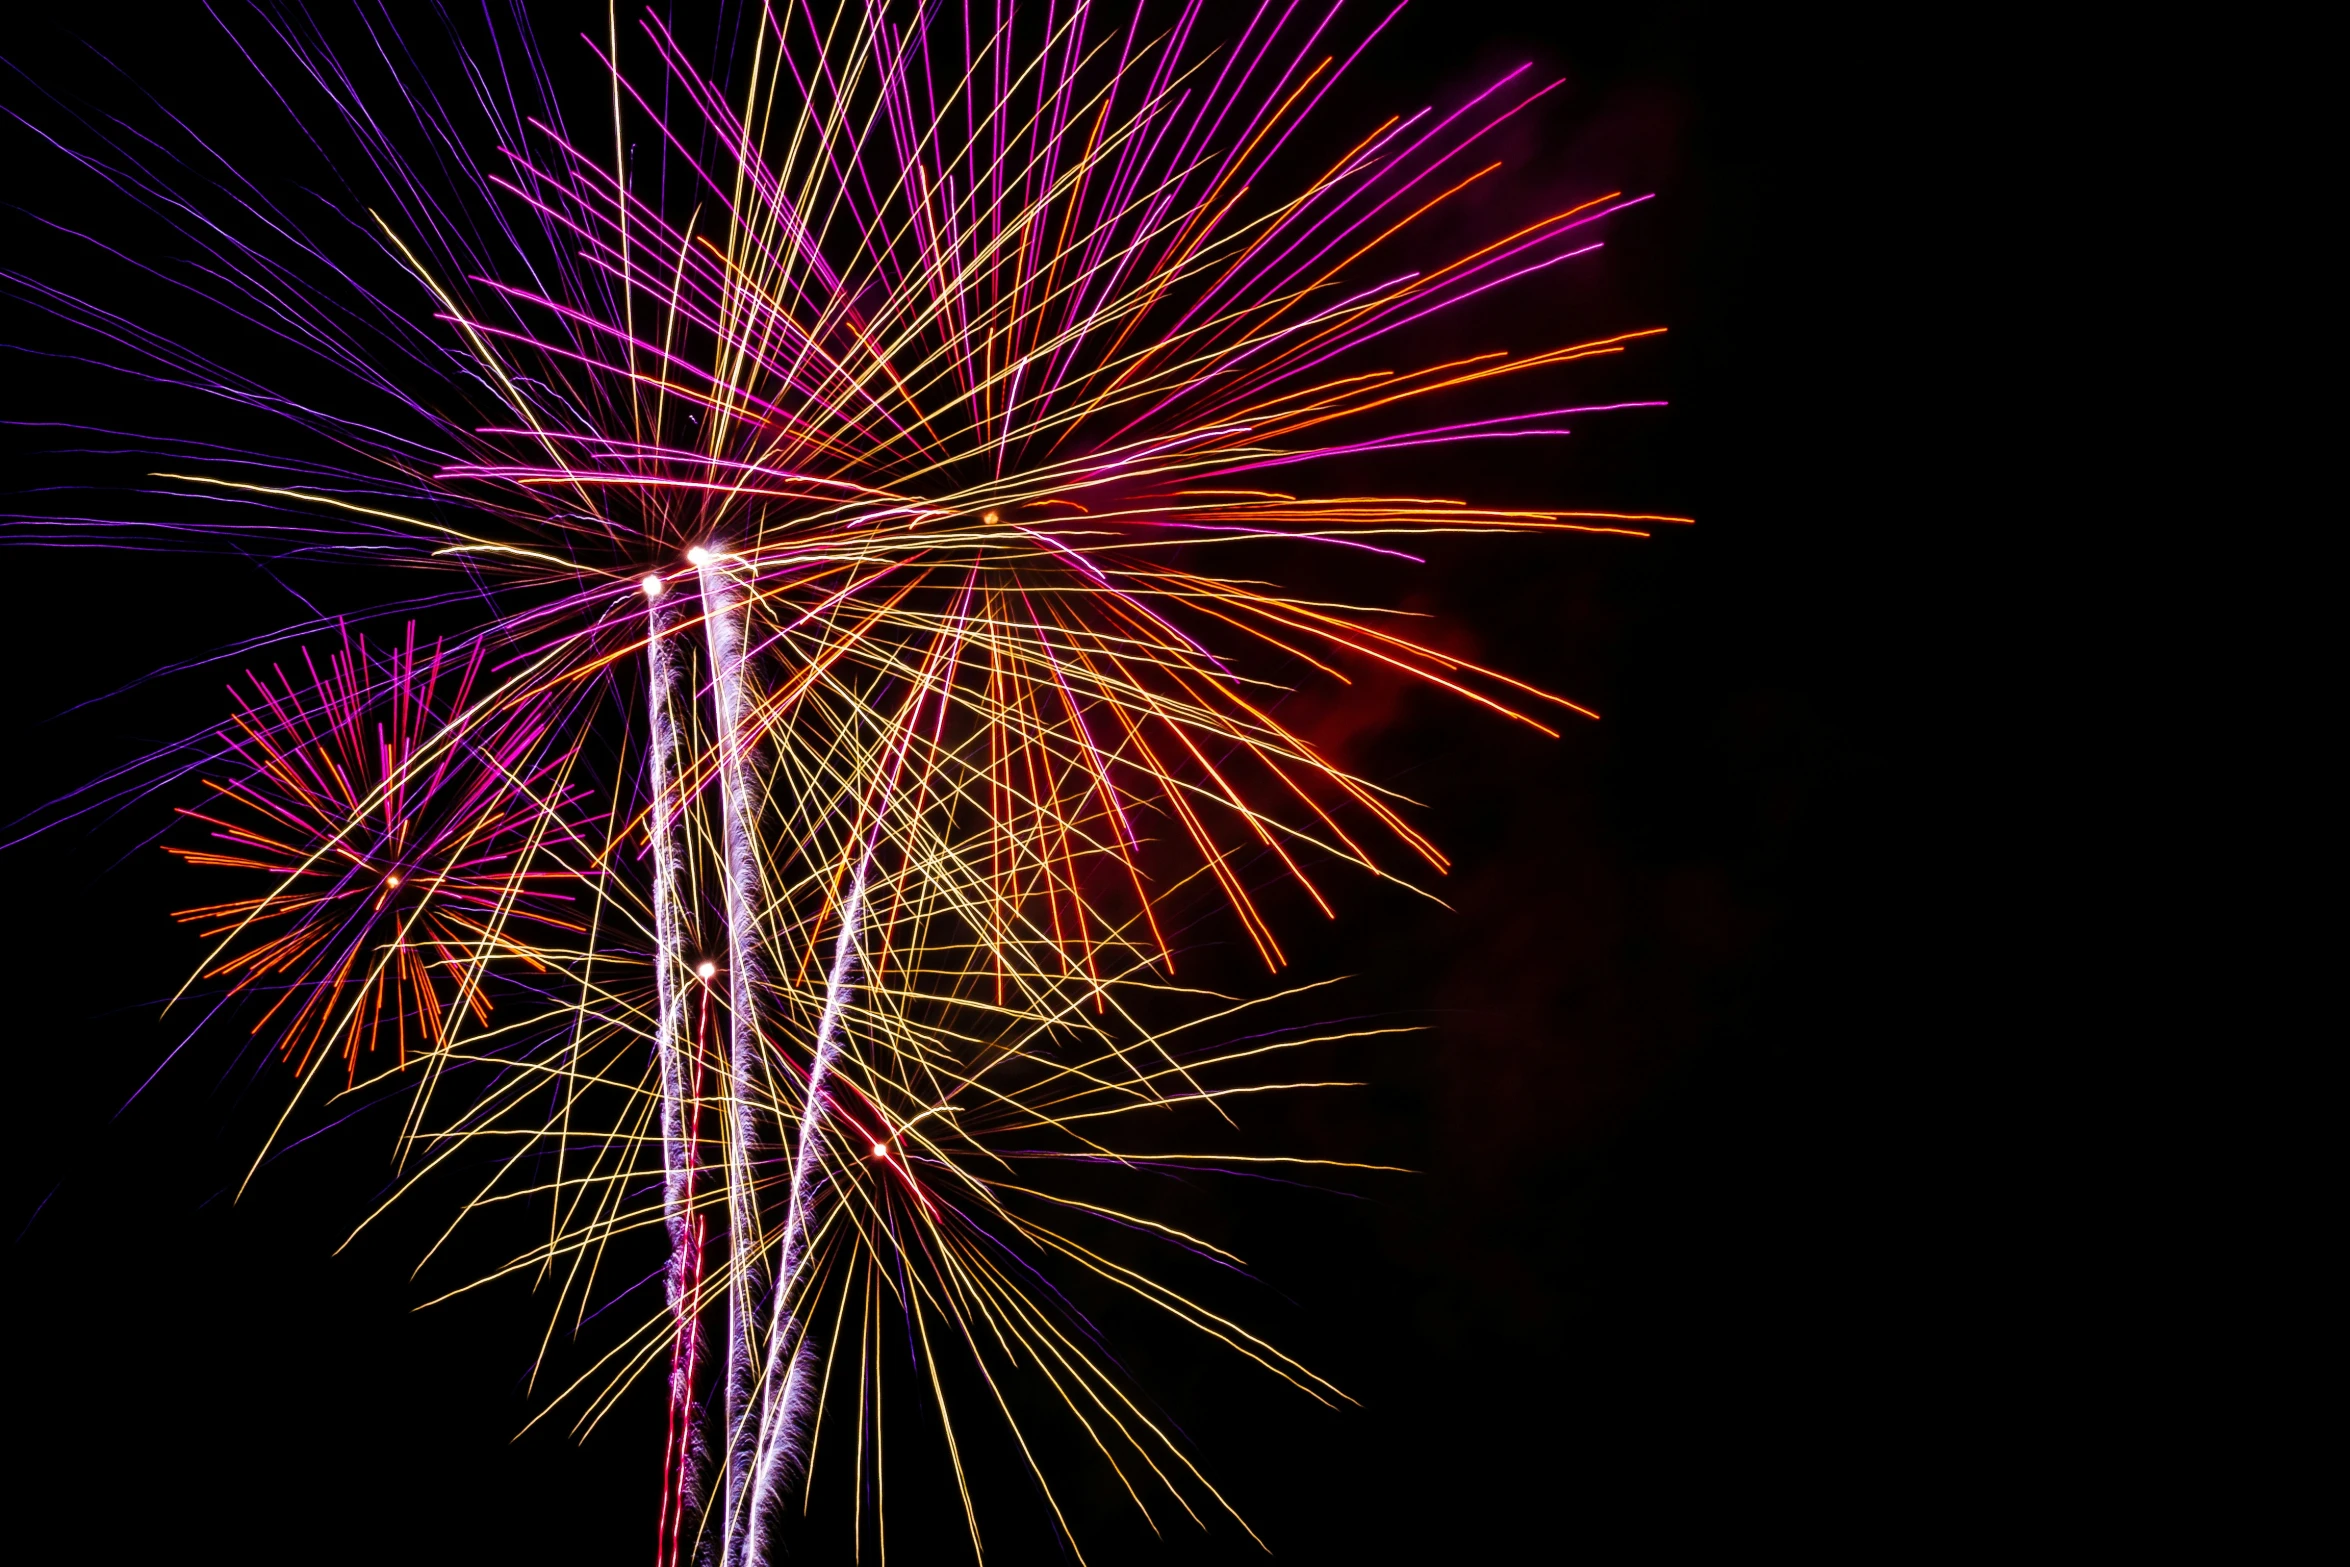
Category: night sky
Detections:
[{"x1": 3, "y1": 5, "x2": 1930, "y2": 1559}]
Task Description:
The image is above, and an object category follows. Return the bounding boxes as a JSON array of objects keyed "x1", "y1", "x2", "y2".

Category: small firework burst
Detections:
[{"x1": 167, "y1": 624, "x2": 590, "y2": 1082}]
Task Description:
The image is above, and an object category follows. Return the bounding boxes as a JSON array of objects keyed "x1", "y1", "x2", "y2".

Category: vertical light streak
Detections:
[
  {"x1": 744, "y1": 857, "x2": 871, "y2": 1567},
  {"x1": 697, "y1": 548, "x2": 765, "y2": 1567},
  {"x1": 644, "y1": 574, "x2": 705, "y2": 1565}
]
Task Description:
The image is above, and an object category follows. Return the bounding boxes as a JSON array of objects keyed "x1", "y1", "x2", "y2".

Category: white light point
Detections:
[
  {"x1": 685, "y1": 546, "x2": 712, "y2": 566},
  {"x1": 641, "y1": 573, "x2": 664, "y2": 599},
  {"x1": 871, "y1": 1139, "x2": 889, "y2": 1160},
  {"x1": 696, "y1": 960, "x2": 717, "y2": 981}
]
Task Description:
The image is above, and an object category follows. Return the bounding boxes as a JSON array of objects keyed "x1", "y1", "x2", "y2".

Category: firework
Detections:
[
  {"x1": 5, "y1": 2, "x2": 1676, "y2": 1559},
  {"x1": 165, "y1": 623, "x2": 588, "y2": 1093}
]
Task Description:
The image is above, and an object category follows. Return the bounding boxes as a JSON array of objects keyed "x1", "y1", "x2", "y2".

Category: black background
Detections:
[{"x1": 1, "y1": 4, "x2": 1944, "y2": 1560}]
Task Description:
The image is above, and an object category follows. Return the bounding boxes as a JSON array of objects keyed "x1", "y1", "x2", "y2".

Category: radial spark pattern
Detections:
[{"x1": 5, "y1": 2, "x2": 1674, "y2": 1560}]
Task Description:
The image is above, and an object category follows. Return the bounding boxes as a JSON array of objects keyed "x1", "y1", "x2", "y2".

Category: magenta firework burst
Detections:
[{"x1": 4, "y1": 1, "x2": 1674, "y2": 1559}]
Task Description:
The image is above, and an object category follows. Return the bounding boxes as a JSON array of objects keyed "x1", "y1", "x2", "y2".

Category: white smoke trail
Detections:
[
  {"x1": 741, "y1": 858, "x2": 871, "y2": 1567},
  {"x1": 697, "y1": 550, "x2": 766, "y2": 1567},
  {"x1": 644, "y1": 575, "x2": 706, "y2": 1555}
]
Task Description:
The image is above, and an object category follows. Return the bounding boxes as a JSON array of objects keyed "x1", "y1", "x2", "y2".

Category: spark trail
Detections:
[
  {"x1": 697, "y1": 545, "x2": 769, "y2": 1564},
  {"x1": 644, "y1": 571, "x2": 707, "y2": 1558},
  {"x1": 745, "y1": 857, "x2": 869, "y2": 1565}
]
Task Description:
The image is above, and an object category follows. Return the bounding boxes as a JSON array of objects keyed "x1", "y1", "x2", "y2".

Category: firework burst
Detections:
[
  {"x1": 165, "y1": 623, "x2": 589, "y2": 1087},
  {"x1": 5, "y1": 1, "x2": 1676, "y2": 1559}
]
